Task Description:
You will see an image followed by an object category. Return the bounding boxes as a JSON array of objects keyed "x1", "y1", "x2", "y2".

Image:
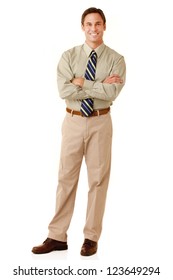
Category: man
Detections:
[{"x1": 32, "y1": 7, "x2": 126, "y2": 256}]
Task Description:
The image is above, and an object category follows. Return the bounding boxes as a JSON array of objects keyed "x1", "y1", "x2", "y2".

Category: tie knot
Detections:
[{"x1": 90, "y1": 50, "x2": 97, "y2": 58}]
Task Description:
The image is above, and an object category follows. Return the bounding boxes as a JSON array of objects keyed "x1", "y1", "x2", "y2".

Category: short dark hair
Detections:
[{"x1": 81, "y1": 7, "x2": 106, "y2": 25}]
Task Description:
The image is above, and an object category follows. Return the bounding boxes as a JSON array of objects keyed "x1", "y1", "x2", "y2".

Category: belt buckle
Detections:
[{"x1": 80, "y1": 111, "x2": 85, "y2": 117}]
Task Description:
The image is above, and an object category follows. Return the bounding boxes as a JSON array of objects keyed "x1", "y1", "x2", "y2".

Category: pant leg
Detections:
[
  {"x1": 48, "y1": 113, "x2": 84, "y2": 242},
  {"x1": 83, "y1": 113, "x2": 113, "y2": 242}
]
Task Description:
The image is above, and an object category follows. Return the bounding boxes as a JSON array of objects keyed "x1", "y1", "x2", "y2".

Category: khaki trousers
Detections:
[{"x1": 48, "y1": 111, "x2": 112, "y2": 242}]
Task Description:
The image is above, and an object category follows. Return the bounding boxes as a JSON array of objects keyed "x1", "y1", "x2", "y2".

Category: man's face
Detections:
[{"x1": 82, "y1": 13, "x2": 106, "y2": 47}]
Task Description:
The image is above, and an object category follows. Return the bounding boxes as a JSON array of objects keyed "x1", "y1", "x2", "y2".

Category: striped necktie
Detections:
[{"x1": 80, "y1": 50, "x2": 97, "y2": 117}]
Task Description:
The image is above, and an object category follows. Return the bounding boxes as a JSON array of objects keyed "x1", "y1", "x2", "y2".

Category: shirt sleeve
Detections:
[
  {"x1": 83, "y1": 56, "x2": 126, "y2": 101},
  {"x1": 57, "y1": 52, "x2": 89, "y2": 100}
]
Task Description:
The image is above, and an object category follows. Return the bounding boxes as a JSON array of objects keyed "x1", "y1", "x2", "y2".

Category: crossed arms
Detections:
[
  {"x1": 57, "y1": 53, "x2": 126, "y2": 102},
  {"x1": 72, "y1": 74, "x2": 123, "y2": 87}
]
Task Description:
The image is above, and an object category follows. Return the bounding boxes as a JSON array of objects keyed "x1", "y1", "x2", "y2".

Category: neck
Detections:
[{"x1": 85, "y1": 40, "x2": 103, "y2": 49}]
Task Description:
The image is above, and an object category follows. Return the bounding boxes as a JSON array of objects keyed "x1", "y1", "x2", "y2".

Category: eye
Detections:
[{"x1": 86, "y1": 22, "x2": 92, "y2": 27}]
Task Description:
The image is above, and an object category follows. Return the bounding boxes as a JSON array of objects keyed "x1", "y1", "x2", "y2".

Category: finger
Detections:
[{"x1": 111, "y1": 74, "x2": 120, "y2": 78}]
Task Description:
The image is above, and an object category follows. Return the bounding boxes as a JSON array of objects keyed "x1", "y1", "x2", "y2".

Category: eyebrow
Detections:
[{"x1": 85, "y1": 21, "x2": 102, "y2": 24}]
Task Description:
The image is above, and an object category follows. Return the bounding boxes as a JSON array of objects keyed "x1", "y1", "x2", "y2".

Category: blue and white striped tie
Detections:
[{"x1": 80, "y1": 50, "x2": 97, "y2": 117}]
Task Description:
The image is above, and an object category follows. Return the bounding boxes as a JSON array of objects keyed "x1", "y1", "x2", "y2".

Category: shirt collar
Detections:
[{"x1": 83, "y1": 42, "x2": 105, "y2": 58}]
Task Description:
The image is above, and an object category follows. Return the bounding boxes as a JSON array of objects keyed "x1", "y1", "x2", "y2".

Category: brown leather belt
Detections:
[{"x1": 66, "y1": 107, "x2": 110, "y2": 117}]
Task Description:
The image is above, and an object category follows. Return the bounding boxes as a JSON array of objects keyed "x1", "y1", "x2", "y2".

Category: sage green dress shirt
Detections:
[{"x1": 57, "y1": 43, "x2": 126, "y2": 110}]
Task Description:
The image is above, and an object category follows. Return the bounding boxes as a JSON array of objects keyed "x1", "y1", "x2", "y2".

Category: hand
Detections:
[
  {"x1": 71, "y1": 77, "x2": 84, "y2": 87},
  {"x1": 103, "y1": 74, "x2": 123, "y2": 84}
]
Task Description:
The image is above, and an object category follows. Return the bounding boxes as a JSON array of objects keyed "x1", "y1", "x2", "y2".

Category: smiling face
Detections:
[{"x1": 82, "y1": 13, "x2": 106, "y2": 49}]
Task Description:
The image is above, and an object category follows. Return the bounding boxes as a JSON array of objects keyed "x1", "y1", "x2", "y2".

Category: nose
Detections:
[{"x1": 91, "y1": 24, "x2": 97, "y2": 31}]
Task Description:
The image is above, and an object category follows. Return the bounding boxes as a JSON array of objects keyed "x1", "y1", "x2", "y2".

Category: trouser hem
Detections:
[{"x1": 48, "y1": 232, "x2": 67, "y2": 243}]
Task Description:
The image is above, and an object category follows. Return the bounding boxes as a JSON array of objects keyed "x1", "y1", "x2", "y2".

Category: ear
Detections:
[
  {"x1": 81, "y1": 24, "x2": 84, "y2": 31},
  {"x1": 104, "y1": 23, "x2": 106, "y2": 31}
]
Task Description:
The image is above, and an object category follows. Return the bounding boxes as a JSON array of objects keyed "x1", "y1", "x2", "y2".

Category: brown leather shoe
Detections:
[
  {"x1": 32, "y1": 238, "x2": 68, "y2": 254},
  {"x1": 80, "y1": 239, "x2": 97, "y2": 256}
]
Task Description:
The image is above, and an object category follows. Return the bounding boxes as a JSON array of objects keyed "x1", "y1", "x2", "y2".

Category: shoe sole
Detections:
[{"x1": 32, "y1": 245, "x2": 68, "y2": 254}]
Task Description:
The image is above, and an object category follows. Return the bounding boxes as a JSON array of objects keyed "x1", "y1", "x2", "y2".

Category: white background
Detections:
[{"x1": 0, "y1": 0, "x2": 172, "y2": 279}]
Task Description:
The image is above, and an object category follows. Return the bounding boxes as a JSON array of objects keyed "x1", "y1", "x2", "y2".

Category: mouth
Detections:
[{"x1": 89, "y1": 33, "x2": 98, "y2": 37}]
